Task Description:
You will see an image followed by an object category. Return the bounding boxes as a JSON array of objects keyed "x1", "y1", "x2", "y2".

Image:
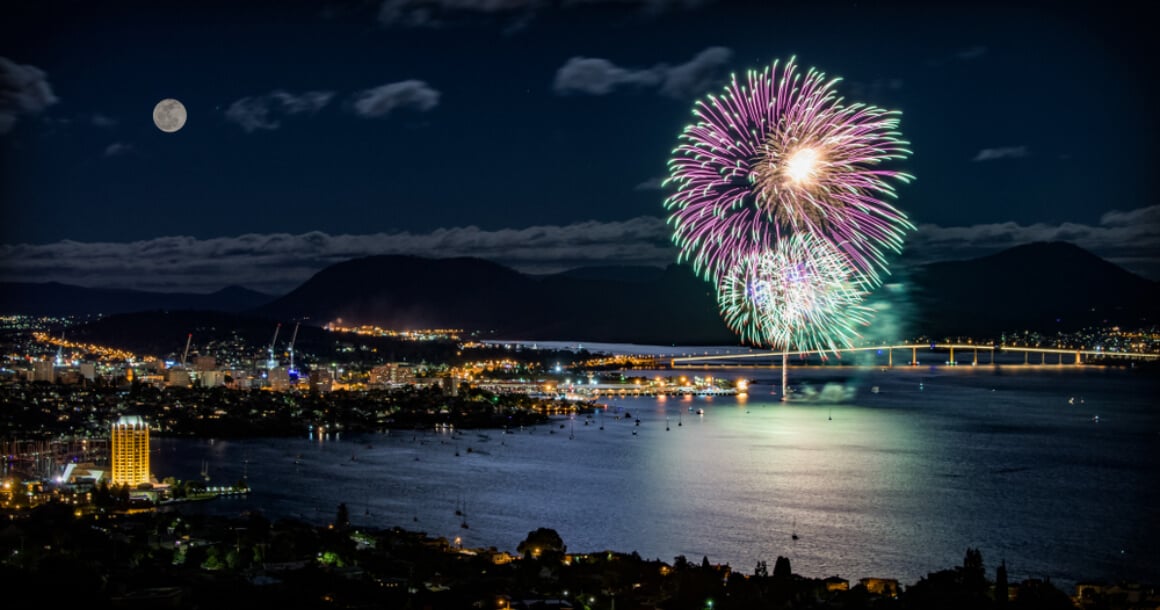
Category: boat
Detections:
[{"x1": 696, "y1": 409, "x2": 704, "y2": 415}]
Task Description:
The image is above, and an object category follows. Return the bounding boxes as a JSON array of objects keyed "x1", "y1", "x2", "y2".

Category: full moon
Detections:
[{"x1": 153, "y1": 98, "x2": 187, "y2": 133}]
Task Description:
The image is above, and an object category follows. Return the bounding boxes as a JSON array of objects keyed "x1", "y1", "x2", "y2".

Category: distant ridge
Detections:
[
  {"x1": 256, "y1": 242, "x2": 1157, "y2": 342},
  {"x1": 0, "y1": 282, "x2": 274, "y2": 316},
  {"x1": 909, "y1": 241, "x2": 1158, "y2": 336},
  {"x1": 5, "y1": 242, "x2": 1155, "y2": 342},
  {"x1": 547, "y1": 265, "x2": 666, "y2": 283},
  {"x1": 254, "y1": 255, "x2": 734, "y2": 344}
]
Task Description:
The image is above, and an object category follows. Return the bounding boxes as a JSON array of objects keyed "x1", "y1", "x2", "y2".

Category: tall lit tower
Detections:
[{"x1": 111, "y1": 415, "x2": 150, "y2": 487}]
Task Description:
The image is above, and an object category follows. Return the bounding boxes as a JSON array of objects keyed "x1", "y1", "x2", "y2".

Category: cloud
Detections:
[
  {"x1": 972, "y1": 146, "x2": 1028, "y2": 162},
  {"x1": 0, "y1": 56, "x2": 59, "y2": 134},
  {"x1": 5, "y1": 207, "x2": 1156, "y2": 294},
  {"x1": 634, "y1": 176, "x2": 666, "y2": 191},
  {"x1": 955, "y1": 46, "x2": 988, "y2": 61},
  {"x1": 103, "y1": 142, "x2": 133, "y2": 157},
  {"x1": 926, "y1": 45, "x2": 989, "y2": 67},
  {"x1": 378, "y1": 0, "x2": 709, "y2": 27},
  {"x1": 0, "y1": 217, "x2": 676, "y2": 294},
  {"x1": 91, "y1": 113, "x2": 117, "y2": 128},
  {"x1": 553, "y1": 57, "x2": 662, "y2": 95},
  {"x1": 350, "y1": 80, "x2": 441, "y2": 117},
  {"x1": 658, "y1": 46, "x2": 733, "y2": 98},
  {"x1": 554, "y1": 46, "x2": 731, "y2": 98},
  {"x1": 224, "y1": 90, "x2": 335, "y2": 132}
]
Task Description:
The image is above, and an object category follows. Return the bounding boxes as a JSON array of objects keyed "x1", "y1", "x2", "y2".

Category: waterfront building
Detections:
[
  {"x1": 193, "y1": 355, "x2": 216, "y2": 371},
  {"x1": 441, "y1": 375, "x2": 460, "y2": 396},
  {"x1": 166, "y1": 368, "x2": 191, "y2": 388},
  {"x1": 369, "y1": 362, "x2": 414, "y2": 387},
  {"x1": 269, "y1": 366, "x2": 291, "y2": 391},
  {"x1": 111, "y1": 415, "x2": 150, "y2": 487},
  {"x1": 310, "y1": 368, "x2": 333, "y2": 393},
  {"x1": 32, "y1": 360, "x2": 55, "y2": 382},
  {"x1": 199, "y1": 369, "x2": 227, "y2": 388}
]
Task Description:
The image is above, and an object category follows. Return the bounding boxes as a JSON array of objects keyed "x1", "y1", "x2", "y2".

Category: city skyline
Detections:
[{"x1": 2, "y1": 0, "x2": 1157, "y2": 294}]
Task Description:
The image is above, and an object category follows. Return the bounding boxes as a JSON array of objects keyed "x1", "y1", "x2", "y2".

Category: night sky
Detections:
[{"x1": 2, "y1": 0, "x2": 1156, "y2": 293}]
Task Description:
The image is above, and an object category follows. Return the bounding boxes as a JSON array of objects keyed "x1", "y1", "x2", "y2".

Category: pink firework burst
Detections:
[{"x1": 664, "y1": 57, "x2": 914, "y2": 286}]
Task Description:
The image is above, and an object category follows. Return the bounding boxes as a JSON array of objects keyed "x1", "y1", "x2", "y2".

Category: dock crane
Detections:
[
  {"x1": 287, "y1": 321, "x2": 301, "y2": 375},
  {"x1": 266, "y1": 323, "x2": 281, "y2": 369},
  {"x1": 181, "y1": 333, "x2": 192, "y2": 368}
]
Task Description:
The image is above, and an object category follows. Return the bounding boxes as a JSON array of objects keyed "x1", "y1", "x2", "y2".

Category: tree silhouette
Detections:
[
  {"x1": 995, "y1": 560, "x2": 1008, "y2": 607},
  {"x1": 773, "y1": 555, "x2": 792, "y2": 578},
  {"x1": 963, "y1": 547, "x2": 984, "y2": 577},
  {"x1": 517, "y1": 527, "x2": 565, "y2": 560},
  {"x1": 754, "y1": 560, "x2": 768, "y2": 578}
]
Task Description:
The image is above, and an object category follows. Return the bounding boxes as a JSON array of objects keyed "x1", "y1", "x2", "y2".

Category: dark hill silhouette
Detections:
[
  {"x1": 254, "y1": 255, "x2": 734, "y2": 344},
  {"x1": 546, "y1": 265, "x2": 667, "y2": 283},
  {"x1": 910, "y1": 241, "x2": 1158, "y2": 336},
  {"x1": 6, "y1": 242, "x2": 1153, "y2": 344},
  {"x1": 257, "y1": 243, "x2": 1157, "y2": 342},
  {"x1": 0, "y1": 282, "x2": 273, "y2": 316}
]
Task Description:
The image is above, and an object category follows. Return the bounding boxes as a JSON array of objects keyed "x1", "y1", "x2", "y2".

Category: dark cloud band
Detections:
[{"x1": 2, "y1": 208, "x2": 1155, "y2": 294}]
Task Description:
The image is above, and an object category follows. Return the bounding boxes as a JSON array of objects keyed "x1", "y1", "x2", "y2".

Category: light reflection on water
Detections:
[{"x1": 151, "y1": 366, "x2": 1159, "y2": 590}]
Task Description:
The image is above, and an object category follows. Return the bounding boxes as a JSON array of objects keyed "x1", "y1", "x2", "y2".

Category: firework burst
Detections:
[
  {"x1": 717, "y1": 233, "x2": 873, "y2": 355},
  {"x1": 664, "y1": 57, "x2": 914, "y2": 286}
]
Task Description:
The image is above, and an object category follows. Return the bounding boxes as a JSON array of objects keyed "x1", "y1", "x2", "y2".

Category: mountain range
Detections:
[{"x1": 3, "y1": 242, "x2": 1156, "y2": 343}]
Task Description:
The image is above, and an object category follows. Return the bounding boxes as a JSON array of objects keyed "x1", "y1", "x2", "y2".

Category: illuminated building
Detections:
[
  {"x1": 166, "y1": 368, "x2": 191, "y2": 388},
  {"x1": 268, "y1": 366, "x2": 291, "y2": 391},
  {"x1": 111, "y1": 415, "x2": 150, "y2": 487},
  {"x1": 309, "y1": 368, "x2": 333, "y2": 393},
  {"x1": 32, "y1": 360, "x2": 56, "y2": 382}
]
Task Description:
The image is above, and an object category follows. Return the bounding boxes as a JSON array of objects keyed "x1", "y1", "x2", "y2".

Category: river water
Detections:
[{"x1": 151, "y1": 364, "x2": 1160, "y2": 591}]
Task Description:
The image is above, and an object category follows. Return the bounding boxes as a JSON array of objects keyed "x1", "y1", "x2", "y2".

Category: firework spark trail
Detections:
[
  {"x1": 717, "y1": 233, "x2": 874, "y2": 357},
  {"x1": 664, "y1": 57, "x2": 914, "y2": 287}
]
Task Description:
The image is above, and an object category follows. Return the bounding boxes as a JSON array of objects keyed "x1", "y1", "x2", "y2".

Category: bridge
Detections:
[{"x1": 669, "y1": 343, "x2": 1160, "y2": 368}]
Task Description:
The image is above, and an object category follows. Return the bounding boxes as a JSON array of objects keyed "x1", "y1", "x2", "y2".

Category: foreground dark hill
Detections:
[
  {"x1": 254, "y1": 255, "x2": 734, "y2": 344},
  {"x1": 0, "y1": 282, "x2": 273, "y2": 316},
  {"x1": 909, "y1": 241, "x2": 1158, "y2": 337}
]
